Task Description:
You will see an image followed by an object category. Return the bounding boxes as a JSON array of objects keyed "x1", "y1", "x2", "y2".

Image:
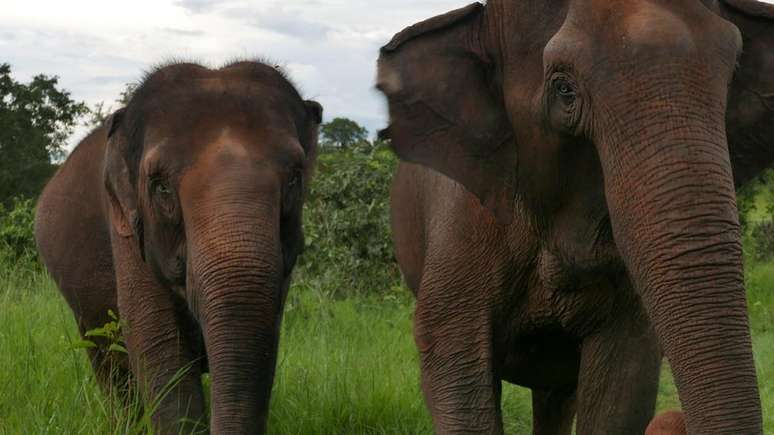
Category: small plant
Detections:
[{"x1": 72, "y1": 309, "x2": 128, "y2": 355}]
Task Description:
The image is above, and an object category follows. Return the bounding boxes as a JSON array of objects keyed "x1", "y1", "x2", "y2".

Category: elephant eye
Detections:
[
  {"x1": 547, "y1": 73, "x2": 583, "y2": 135},
  {"x1": 151, "y1": 180, "x2": 171, "y2": 196},
  {"x1": 553, "y1": 79, "x2": 576, "y2": 100},
  {"x1": 149, "y1": 177, "x2": 179, "y2": 220},
  {"x1": 287, "y1": 170, "x2": 303, "y2": 193},
  {"x1": 282, "y1": 169, "x2": 303, "y2": 216}
]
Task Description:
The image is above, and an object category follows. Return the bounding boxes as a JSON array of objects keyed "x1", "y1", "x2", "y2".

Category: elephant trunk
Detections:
[
  {"x1": 598, "y1": 82, "x2": 762, "y2": 433},
  {"x1": 183, "y1": 170, "x2": 284, "y2": 434}
]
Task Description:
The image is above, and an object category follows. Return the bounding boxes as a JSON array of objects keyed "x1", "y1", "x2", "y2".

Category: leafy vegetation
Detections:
[
  {"x1": 0, "y1": 197, "x2": 38, "y2": 268},
  {"x1": 739, "y1": 169, "x2": 774, "y2": 262},
  {"x1": 84, "y1": 83, "x2": 137, "y2": 129},
  {"x1": 0, "y1": 64, "x2": 89, "y2": 205},
  {"x1": 297, "y1": 143, "x2": 400, "y2": 298}
]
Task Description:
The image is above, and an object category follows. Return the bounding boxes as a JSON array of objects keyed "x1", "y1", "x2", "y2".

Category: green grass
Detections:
[{"x1": 0, "y1": 265, "x2": 772, "y2": 434}]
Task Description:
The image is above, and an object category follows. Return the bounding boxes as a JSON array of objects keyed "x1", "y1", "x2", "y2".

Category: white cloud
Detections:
[
  {"x1": 2, "y1": 0, "x2": 772, "y2": 150},
  {"x1": 1, "y1": 0, "x2": 468, "y2": 148}
]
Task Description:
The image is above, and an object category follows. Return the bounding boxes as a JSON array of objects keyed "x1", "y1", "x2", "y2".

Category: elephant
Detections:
[
  {"x1": 377, "y1": 1, "x2": 772, "y2": 434},
  {"x1": 35, "y1": 60, "x2": 323, "y2": 434}
]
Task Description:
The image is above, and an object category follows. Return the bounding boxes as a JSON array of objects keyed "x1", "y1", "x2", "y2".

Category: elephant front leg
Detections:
[
  {"x1": 118, "y1": 277, "x2": 207, "y2": 433},
  {"x1": 414, "y1": 285, "x2": 503, "y2": 434},
  {"x1": 531, "y1": 387, "x2": 576, "y2": 435},
  {"x1": 575, "y1": 292, "x2": 661, "y2": 435},
  {"x1": 112, "y1": 237, "x2": 207, "y2": 434}
]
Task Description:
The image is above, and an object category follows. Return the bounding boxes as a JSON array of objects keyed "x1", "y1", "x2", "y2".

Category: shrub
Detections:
[
  {"x1": 297, "y1": 144, "x2": 401, "y2": 297},
  {"x1": 749, "y1": 220, "x2": 774, "y2": 263},
  {"x1": 738, "y1": 169, "x2": 774, "y2": 261},
  {"x1": 0, "y1": 197, "x2": 38, "y2": 268}
]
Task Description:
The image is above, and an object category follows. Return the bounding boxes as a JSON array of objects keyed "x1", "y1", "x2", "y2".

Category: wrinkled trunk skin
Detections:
[
  {"x1": 183, "y1": 171, "x2": 283, "y2": 434},
  {"x1": 598, "y1": 77, "x2": 762, "y2": 433}
]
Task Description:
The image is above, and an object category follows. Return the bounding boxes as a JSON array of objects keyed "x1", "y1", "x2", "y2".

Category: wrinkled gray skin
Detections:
[
  {"x1": 35, "y1": 61, "x2": 322, "y2": 434},
  {"x1": 379, "y1": 0, "x2": 772, "y2": 434}
]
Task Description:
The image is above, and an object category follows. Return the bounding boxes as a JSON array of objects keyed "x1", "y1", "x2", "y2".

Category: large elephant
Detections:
[
  {"x1": 35, "y1": 61, "x2": 323, "y2": 434},
  {"x1": 378, "y1": 1, "x2": 772, "y2": 434}
]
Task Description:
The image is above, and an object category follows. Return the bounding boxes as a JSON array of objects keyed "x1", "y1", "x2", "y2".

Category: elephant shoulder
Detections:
[
  {"x1": 381, "y1": 2, "x2": 483, "y2": 53},
  {"x1": 721, "y1": 0, "x2": 774, "y2": 20}
]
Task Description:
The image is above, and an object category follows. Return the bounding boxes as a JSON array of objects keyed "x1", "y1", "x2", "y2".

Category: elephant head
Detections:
[
  {"x1": 378, "y1": 1, "x2": 772, "y2": 433},
  {"x1": 104, "y1": 61, "x2": 322, "y2": 432},
  {"x1": 721, "y1": 0, "x2": 774, "y2": 185}
]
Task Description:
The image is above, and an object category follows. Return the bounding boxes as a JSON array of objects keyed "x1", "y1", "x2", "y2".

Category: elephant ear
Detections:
[
  {"x1": 302, "y1": 99, "x2": 323, "y2": 173},
  {"x1": 722, "y1": 0, "x2": 774, "y2": 19},
  {"x1": 103, "y1": 108, "x2": 144, "y2": 252},
  {"x1": 377, "y1": 3, "x2": 517, "y2": 223},
  {"x1": 717, "y1": 0, "x2": 774, "y2": 185}
]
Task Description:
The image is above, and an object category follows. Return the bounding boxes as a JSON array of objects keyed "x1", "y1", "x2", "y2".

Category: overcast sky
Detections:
[
  {"x1": 2, "y1": 0, "x2": 772, "y2": 150},
  {"x1": 1, "y1": 0, "x2": 469, "y2": 149}
]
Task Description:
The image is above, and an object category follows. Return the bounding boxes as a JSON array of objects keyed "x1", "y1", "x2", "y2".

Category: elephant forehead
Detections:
[
  {"x1": 140, "y1": 128, "x2": 250, "y2": 170},
  {"x1": 624, "y1": 3, "x2": 696, "y2": 52},
  {"x1": 199, "y1": 128, "x2": 253, "y2": 166},
  {"x1": 188, "y1": 127, "x2": 302, "y2": 172}
]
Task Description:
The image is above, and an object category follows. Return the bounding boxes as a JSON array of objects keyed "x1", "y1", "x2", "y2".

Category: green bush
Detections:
[
  {"x1": 297, "y1": 144, "x2": 401, "y2": 298},
  {"x1": 0, "y1": 197, "x2": 38, "y2": 268},
  {"x1": 739, "y1": 169, "x2": 774, "y2": 262},
  {"x1": 750, "y1": 220, "x2": 774, "y2": 263}
]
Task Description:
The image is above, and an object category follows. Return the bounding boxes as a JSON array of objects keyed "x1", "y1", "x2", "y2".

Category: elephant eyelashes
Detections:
[
  {"x1": 282, "y1": 170, "x2": 303, "y2": 216},
  {"x1": 547, "y1": 74, "x2": 582, "y2": 134},
  {"x1": 554, "y1": 79, "x2": 574, "y2": 96},
  {"x1": 149, "y1": 178, "x2": 178, "y2": 219},
  {"x1": 552, "y1": 77, "x2": 577, "y2": 104},
  {"x1": 151, "y1": 180, "x2": 171, "y2": 196},
  {"x1": 287, "y1": 172, "x2": 300, "y2": 189}
]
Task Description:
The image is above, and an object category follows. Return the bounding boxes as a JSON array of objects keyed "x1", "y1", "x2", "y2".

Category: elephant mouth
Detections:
[
  {"x1": 539, "y1": 213, "x2": 623, "y2": 293},
  {"x1": 588, "y1": 213, "x2": 620, "y2": 265},
  {"x1": 172, "y1": 284, "x2": 187, "y2": 300},
  {"x1": 539, "y1": 248, "x2": 624, "y2": 294},
  {"x1": 162, "y1": 252, "x2": 187, "y2": 286},
  {"x1": 593, "y1": 213, "x2": 614, "y2": 247}
]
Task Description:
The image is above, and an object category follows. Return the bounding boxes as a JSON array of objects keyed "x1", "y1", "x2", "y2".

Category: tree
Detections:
[
  {"x1": 85, "y1": 82, "x2": 137, "y2": 128},
  {"x1": 298, "y1": 141, "x2": 400, "y2": 296},
  {"x1": 0, "y1": 63, "x2": 89, "y2": 204},
  {"x1": 85, "y1": 101, "x2": 111, "y2": 128},
  {"x1": 320, "y1": 117, "x2": 369, "y2": 149}
]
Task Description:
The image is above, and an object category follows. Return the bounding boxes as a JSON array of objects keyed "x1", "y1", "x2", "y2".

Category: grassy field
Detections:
[{"x1": 0, "y1": 263, "x2": 772, "y2": 434}]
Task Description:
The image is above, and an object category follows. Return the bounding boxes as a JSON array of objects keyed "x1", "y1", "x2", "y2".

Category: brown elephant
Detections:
[
  {"x1": 378, "y1": 1, "x2": 772, "y2": 434},
  {"x1": 35, "y1": 61, "x2": 323, "y2": 434}
]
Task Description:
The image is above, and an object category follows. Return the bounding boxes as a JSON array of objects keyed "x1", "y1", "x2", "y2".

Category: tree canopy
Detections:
[
  {"x1": 0, "y1": 63, "x2": 88, "y2": 204},
  {"x1": 320, "y1": 117, "x2": 369, "y2": 149},
  {"x1": 85, "y1": 82, "x2": 136, "y2": 128}
]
